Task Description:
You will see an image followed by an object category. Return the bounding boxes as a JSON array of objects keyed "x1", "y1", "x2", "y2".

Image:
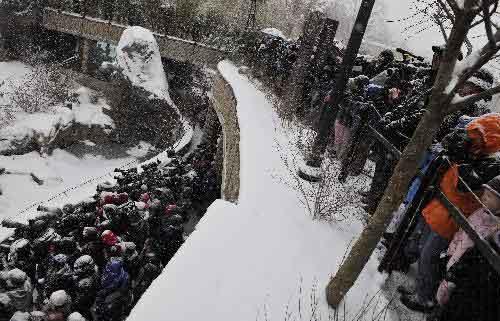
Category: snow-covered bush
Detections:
[
  {"x1": 275, "y1": 124, "x2": 368, "y2": 222},
  {"x1": 7, "y1": 64, "x2": 72, "y2": 113},
  {"x1": 256, "y1": 279, "x2": 393, "y2": 321},
  {"x1": 0, "y1": 103, "x2": 15, "y2": 127}
]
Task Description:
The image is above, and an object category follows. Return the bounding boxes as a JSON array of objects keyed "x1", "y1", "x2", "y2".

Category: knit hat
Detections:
[
  {"x1": 164, "y1": 204, "x2": 177, "y2": 216},
  {"x1": 67, "y1": 312, "x2": 86, "y2": 321},
  {"x1": 6, "y1": 268, "x2": 27, "y2": 287},
  {"x1": 82, "y1": 226, "x2": 98, "y2": 240},
  {"x1": 467, "y1": 69, "x2": 494, "y2": 91},
  {"x1": 49, "y1": 290, "x2": 69, "y2": 307},
  {"x1": 483, "y1": 175, "x2": 500, "y2": 199},
  {"x1": 101, "y1": 230, "x2": 118, "y2": 247},
  {"x1": 466, "y1": 113, "x2": 500, "y2": 155},
  {"x1": 30, "y1": 311, "x2": 48, "y2": 321}
]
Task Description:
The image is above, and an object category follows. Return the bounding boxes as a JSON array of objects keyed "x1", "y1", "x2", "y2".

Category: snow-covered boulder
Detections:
[
  {"x1": 116, "y1": 26, "x2": 173, "y2": 105},
  {"x1": 261, "y1": 28, "x2": 287, "y2": 40},
  {"x1": 110, "y1": 26, "x2": 184, "y2": 149}
]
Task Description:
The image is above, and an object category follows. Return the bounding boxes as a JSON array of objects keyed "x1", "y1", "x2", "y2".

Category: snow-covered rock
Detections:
[
  {"x1": 261, "y1": 28, "x2": 287, "y2": 40},
  {"x1": 116, "y1": 26, "x2": 173, "y2": 105},
  {"x1": 0, "y1": 87, "x2": 114, "y2": 155}
]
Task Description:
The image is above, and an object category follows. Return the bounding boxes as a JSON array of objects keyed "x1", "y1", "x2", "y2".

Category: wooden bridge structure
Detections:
[
  {"x1": 41, "y1": 8, "x2": 228, "y2": 69},
  {"x1": 3, "y1": 7, "x2": 228, "y2": 71}
]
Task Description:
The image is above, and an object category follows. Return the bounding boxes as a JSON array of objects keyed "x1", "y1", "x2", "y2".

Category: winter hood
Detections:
[
  {"x1": 101, "y1": 258, "x2": 128, "y2": 290},
  {"x1": 466, "y1": 113, "x2": 500, "y2": 155}
]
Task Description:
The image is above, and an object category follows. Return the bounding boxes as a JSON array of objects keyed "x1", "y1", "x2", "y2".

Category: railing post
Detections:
[
  {"x1": 338, "y1": 108, "x2": 370, "y2": 183},
  {"x1": 79, "y1": 38, "x2": 90, "y2": 74},
  {"x1": 284, "y1": 10, "x2": 328, "y2": 116}
]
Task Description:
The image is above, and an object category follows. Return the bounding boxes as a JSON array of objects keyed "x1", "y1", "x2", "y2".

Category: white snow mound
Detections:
[
  {"x1": 116, "y1": 26, "x2": 173, "y2": 105},
  {"x1": 261, "y1": 28, "x2": 287, "y2": 40}
]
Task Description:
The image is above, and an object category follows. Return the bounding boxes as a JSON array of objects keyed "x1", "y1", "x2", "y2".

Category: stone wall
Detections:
[{"x1": 210, "y1": 70, "x2": 240, "y2": 203}]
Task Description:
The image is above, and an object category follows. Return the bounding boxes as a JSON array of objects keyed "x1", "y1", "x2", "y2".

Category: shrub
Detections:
[{"x1": 9, "y1": 64, "x2": 72, "y2": 113}]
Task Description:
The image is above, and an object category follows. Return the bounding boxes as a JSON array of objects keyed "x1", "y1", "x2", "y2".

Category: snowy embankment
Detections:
[{"x1": 128, "y1": 61, "x2": 392, "y2": 321}]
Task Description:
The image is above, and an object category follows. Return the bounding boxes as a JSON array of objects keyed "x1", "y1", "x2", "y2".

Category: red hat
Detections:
[
  {"x1": 164, "y1": 204, "x2": 177, "y2": 216},
  {"x1": 116, "y1": 193, "x2": 129, "y2": 205},
  {"x1": 140, "y1": 193, "x2": 151, "y2": 203},
  {"x1": 101, "y1": 230, "x2": 118, "y2": 247},
  {"x1": 100, "y1": 194, "x2": 114, "y2": 206},
  {"x1": 48, "y1": 243, "x2": 56, "y2": 254}
]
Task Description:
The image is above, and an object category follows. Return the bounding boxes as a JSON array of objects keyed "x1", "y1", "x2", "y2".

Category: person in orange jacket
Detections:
[{"x1": 401, "y1": 113, "x2": 500, "y2": 312}]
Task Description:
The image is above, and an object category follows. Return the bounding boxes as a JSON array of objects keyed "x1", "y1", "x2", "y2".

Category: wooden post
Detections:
[
  {"x1": 307, "y1": 0, "x2": 376, "y2": 170},
  {"x1": 78, "y1": 38, "x2": 98, "y2": 74},
  {"x1": 338, "y1": 109, "x2": 370, "y2": 183},
  {"x1": 312, "y1": 18, "x2": 339, "y2": 77},
  {"x1": 284, "y1": 10, "x2": 328, "y2": 117},
  {"x1": 79, "y1": 38, "x2": 90, "y2": 74}
]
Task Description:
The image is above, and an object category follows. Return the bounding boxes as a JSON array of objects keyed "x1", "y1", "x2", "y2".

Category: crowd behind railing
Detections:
[{"x1": 324, "y1": 46, "x2": 500, "y2": 320}]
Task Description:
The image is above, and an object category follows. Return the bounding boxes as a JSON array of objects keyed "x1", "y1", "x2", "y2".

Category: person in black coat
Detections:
[{"x1": 432, "y1": 231, "x2": 500, "y2": 321}]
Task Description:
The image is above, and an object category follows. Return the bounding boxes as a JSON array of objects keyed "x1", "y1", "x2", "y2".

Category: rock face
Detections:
[
  {"x1": 116, "y1": 26, "x2": 174, "y2": 104},
  {"x1": 111, "y1": 26, "x2": 182, "y2": 148}
]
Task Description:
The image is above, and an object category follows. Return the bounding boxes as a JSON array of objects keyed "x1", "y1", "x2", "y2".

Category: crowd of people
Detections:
[
  {"x1": 325, "y1": 46, "x2": 500, "y2": 320},
  {"x1": 0, "y1": 142, "x2": 220, "y2": 321},
  {"x1": 236, "y1": 30, "x2": 500, "y2": 320}
]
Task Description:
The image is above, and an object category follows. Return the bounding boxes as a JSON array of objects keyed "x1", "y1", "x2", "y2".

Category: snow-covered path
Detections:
[{"x1": 128, "y1": 61, "x2": 391, "y2": 321}]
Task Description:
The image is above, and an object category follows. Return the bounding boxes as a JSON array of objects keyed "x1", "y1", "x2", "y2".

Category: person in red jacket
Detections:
[{"x1": 401, "y1": 114, "x2": 500, "y2": 312}]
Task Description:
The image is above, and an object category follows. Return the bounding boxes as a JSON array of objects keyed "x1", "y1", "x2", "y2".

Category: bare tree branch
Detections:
[
  {"x1": 450, "y1": 28, "x2": 500, "y2": 96},
  {"x1": 465, "y1": 36, "x2": 474, "y2": 55},
  {"x1": 437, "y1": 0, "x2": 456, "y2": 19},
  {"x1": 445, "y1": 0, "x2": 461, "y2": 14},
  {"x1": 483, "y1": 1, "x2": 497, "y2": 48},
  {"x1": 490, "y1": 0, "x2": 499, "y2": 16},
  {"x1": 470, "y1": 17, "x2": 486, "y2": 28},
  {"x1": 435, "y1": 14, "x2": 449, "y2": 41},
  {"x1": 450, "y1": 84, "x2": 500, "y2": 110}
]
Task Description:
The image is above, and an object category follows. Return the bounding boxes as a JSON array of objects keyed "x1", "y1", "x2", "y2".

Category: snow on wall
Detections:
[{"x1": 127, "y1": 61, "x2": 392, "y2": 321}]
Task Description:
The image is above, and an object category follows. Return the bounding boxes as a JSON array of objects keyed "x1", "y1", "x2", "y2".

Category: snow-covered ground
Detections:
[
  {"x1": 0, "y1": 148, "x2": 138, "y2": 227},
  {"x1": 0, "y1": 127, "x2": 193, "y2": 240},
  {"x1": 0, "y1": 62, "x2": 115, "y2": 154},
  {"x1": 0, "y1": 60, "x2": 193, "y2": 239},
  {"x1": 127, "y1": 61, "x2": 396, "y2": 321}
]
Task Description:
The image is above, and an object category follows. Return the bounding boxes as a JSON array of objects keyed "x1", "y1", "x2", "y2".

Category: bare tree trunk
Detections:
[{"x1": 325, "y1": 3, "x2": 478, "y2": 308}]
